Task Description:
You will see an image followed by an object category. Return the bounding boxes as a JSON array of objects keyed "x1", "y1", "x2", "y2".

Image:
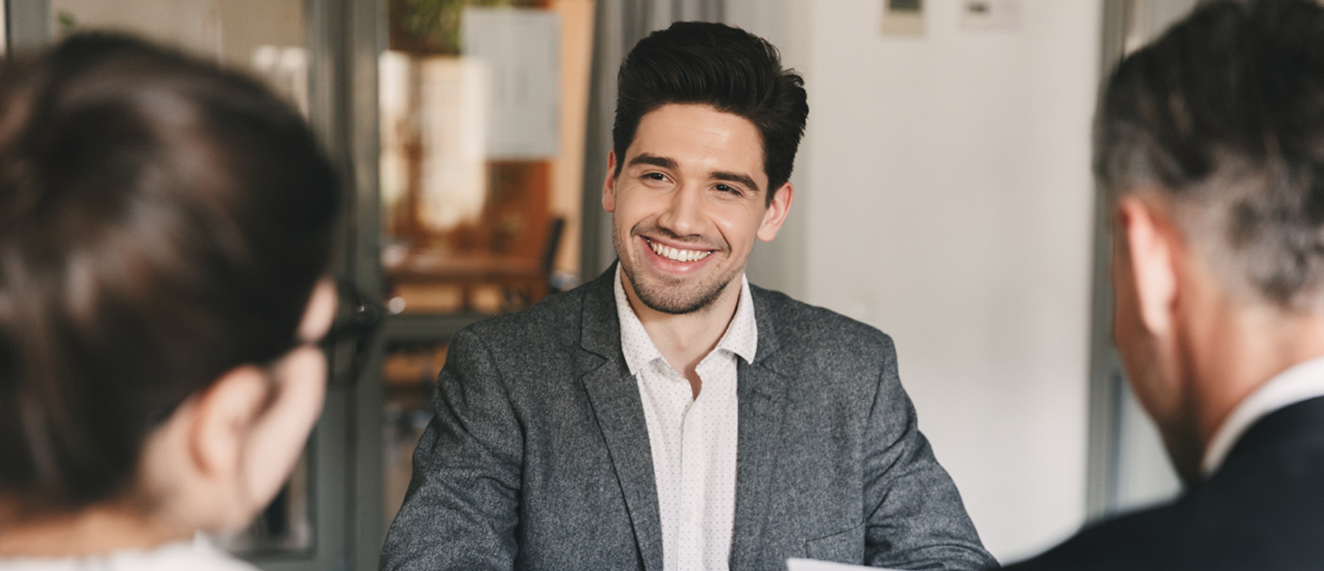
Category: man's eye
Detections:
[
  {"x1": 715, "y1": 184, "x2": 741, "y2": 195},
  {"x1": 643, "y1": 172, "x2": 667, "y2": 182}
]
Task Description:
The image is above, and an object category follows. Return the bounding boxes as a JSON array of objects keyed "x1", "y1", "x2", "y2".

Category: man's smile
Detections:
[{"x1": 644, "y1": 236, "x2": 715, "y2": 263}]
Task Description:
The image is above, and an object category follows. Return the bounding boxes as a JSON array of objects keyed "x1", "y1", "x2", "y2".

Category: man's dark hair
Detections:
[
  {"x1": 612, "y1": 21, "x2": 808, "y2": 204},
  {"x1": 0, "y1": 33, "x2": 340, "y2": 512},
  {"x1": 1097, "y1": 0, "x2": 1324, "y2": 309}
]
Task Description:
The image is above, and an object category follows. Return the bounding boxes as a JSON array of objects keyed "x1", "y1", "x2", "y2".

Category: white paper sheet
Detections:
[{"x1": 786, "y1": 558, "x2": 902, "y2": 571}]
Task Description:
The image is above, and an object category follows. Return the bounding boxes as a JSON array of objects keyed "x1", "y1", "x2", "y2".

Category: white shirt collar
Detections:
[
  {"x1": 1200, "y1": 354, "x2": 1324, "y2": 477},
  {"x1": 613, "y1": 264, "x2": 758, "y2": 376}
]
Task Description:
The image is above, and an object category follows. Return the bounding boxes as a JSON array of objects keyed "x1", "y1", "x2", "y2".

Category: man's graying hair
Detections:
[{"x1": 1096, "y1": 0, "x2": 1324, "y2": 309}]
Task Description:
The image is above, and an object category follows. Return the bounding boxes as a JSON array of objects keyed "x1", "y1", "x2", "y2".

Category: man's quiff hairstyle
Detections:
[
  {"x1": 1097, "y1": 0, "x2": 1324, "y2": 309},
  {"x1": 612, "y1": 21, "x2": 808, "y2": 204}
]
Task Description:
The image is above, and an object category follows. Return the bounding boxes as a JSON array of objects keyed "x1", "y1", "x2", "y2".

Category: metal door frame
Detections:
[
  {"x1": 1087, "y1": 0, "x2": 1199, "y2": 521},
  {"x1": 1084, "y1": 0, "x2": 1129, "y2": 522}
]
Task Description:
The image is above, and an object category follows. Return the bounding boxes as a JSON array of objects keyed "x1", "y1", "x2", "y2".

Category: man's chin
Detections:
[
  {"x1": 630, "y1": 274, "x2": 728, "y2": 315},
  {"x1": 637, "y1": 292, "x2": 714, "y2": 315}
]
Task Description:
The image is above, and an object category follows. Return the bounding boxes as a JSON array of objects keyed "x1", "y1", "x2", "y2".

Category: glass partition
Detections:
[
  {"x1": 376, "y1": 0, "x2": 594, "y2": 528},
  {"x1": 380, "y1": 0, "x2": 592, "y2": 316}
]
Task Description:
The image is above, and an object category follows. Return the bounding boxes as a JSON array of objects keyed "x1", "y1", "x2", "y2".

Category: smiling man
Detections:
[{"x1": 380, "y1": 22, "x2": 994, "y2": 571}]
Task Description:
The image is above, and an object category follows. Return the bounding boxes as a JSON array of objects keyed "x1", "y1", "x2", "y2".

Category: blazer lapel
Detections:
[
  {"x1": 577, "y1": 268, "x2": 664, "y2": 571},
  {"x1": 729, "y1": 289, "x2": 794, "y2": 568}
]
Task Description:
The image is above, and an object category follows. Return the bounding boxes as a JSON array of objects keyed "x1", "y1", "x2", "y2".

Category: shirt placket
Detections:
[
  {"x1": 677, "y1": 363, "x2": 710, "y2": 571},
  {"x1": 704, "y1": 355, "x2": 736, "y2": 569},
  {"x1": 649, "y1": 360, "x2": 682, "y2": 571}
]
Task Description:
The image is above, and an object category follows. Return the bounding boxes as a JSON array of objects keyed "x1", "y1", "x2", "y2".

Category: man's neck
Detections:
[
  {"x1": 622, "y1": 274, "x2": 742, "y2": 395},
  {"x1": 1190, "y1": 304, "x2": 1324, "y2": 460}
]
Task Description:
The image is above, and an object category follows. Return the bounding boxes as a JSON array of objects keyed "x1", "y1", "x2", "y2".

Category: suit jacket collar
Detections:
[
  {"x1": 750, "y1": 283, "x2": 783, "y2": 366},
  {"x1": 731, "y1": 284, "x2": 793, "y2": 567},
  {"x1": 1202, "y1": 355, "x2": 1324, "y2": 476},
  {"x1": 580, "y1": 266, "x2": 624, "y2": 361},
  {"x1": 578, "y1": 266, "x2": 664, "y2": 571},
  {"x1": 576, "y1": 265, "x2": 793, "y2": 570},
  {"x1": 1219, "y1": 395, "x2": 1324, "y2": 478}
]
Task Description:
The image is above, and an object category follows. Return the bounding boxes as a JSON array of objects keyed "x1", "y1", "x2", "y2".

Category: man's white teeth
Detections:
[{"x1": 649, "y1": 240, "x2": 711, "y2": 262}]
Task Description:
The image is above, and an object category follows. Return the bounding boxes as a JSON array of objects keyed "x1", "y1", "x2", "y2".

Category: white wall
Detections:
[
  {"x1": 794, "y1": 0, "x2": 1101, "y2": 561},
  {"x1": 728, "y1": 0, "x2": 809, "y2": 299}
]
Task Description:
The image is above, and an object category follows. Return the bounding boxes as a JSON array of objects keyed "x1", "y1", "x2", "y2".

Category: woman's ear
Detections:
[
  {"x1": 133, "y1": 281, "x2": 337, "y2": 536},
  {"x1": 233, "y1": 279, "x2": 335, "y2": 524},
  {"x1": 152, "y1": 280, "x2": 335, "y2": 534},
  {"x1": 190, "y1": 366, "x2": 269, "y2": 479},
  {"x1": 131, "y1": 364, "x2": 270, "y2": 533},
  {"x1": 237, "y1": 348, "x2": 326, "y2": 518}
]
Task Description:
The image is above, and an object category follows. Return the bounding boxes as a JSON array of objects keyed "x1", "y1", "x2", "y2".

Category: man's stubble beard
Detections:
[
  {"x1": 627, "y1": 266, "x2": 728, "y2": 314},
  {"x1": 613, "y1": 220, "x2": 744, "y2": 315}
]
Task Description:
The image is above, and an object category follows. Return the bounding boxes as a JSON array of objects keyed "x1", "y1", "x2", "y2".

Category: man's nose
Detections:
[{"x1": 656, "y1": 184, "x2": 702, "y2": 235}]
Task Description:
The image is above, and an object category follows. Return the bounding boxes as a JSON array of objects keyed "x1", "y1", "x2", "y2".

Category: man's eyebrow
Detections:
[
  {"x1": 627, "y1": 153, "x2": 762, "y2": 192},
  {"x1": 626, "y1": 153, "x2": 677, "y2": 170},
  {"x1": 711, "y1": 171, "x2": 761, "y2": 192}
]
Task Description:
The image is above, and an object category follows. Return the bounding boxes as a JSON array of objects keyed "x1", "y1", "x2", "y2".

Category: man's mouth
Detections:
[{"x1": 646, "y1": 238, "x2": 713, "y2": 263}]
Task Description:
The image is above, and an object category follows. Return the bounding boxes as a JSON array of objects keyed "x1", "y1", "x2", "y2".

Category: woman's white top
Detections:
[{"x1": 0, "y1": 540, "x2": 255, "y2": 571}]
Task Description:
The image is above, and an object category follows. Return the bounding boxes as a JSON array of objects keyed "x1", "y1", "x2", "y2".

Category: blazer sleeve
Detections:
[
  {"x1": 379, "y1": 328, "x2": 523, "y2": 571},
  {"x1": 863, "y1": 335, "x2": 999, "y2": 570}
]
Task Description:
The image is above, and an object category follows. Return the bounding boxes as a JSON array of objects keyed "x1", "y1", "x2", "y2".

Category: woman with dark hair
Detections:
[{"x1": 0, "y1": 33, "x2": 341, "y2": 570}]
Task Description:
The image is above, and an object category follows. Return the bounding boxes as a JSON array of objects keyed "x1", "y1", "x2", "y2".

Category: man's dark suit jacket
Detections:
[
  {"x1": 1005, "y1": 395, "x2": 1324, "y2": 571},
  {"x1": 380, "y1": 268, "x2": 995, "y2": 570}
]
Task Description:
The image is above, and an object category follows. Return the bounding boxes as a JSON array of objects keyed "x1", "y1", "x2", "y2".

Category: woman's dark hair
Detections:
[
  {"x1": 612, "y1": 21, "x2": 808, "y2": 204},
  {"x1": 1096, "y1": 0, "x2": 1324, "y2": 308},
  {"x1": 0, "y1": 33, "x2": 341, "y2": 511}
]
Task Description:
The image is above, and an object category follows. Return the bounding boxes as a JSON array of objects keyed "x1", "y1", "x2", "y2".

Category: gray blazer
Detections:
[{"x1": 380, "y1": 268, "x2": 996, "y2": 570}]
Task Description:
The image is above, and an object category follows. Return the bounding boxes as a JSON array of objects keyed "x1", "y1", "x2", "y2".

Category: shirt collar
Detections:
[
  {"x1": 613, "y1": 264, "x2": 758, "y2": 376},
  {"x1": 1201, "y1": 354, "x2": 1324, "y2": 477}
]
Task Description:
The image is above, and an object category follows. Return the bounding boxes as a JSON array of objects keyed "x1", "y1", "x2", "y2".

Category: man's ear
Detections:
[
  {"x1": 756, "y1": 182, "x2": 794, "y2": 242},
  {"x1": 189, "y1": 366, "x2": 269, "y2": 481},
  {"x1": 1118, "y1": 195, "x2": 1179, "y2": 335},
  {"x1": 603, "y1": 150, "x2": 619, "y2": 213}
]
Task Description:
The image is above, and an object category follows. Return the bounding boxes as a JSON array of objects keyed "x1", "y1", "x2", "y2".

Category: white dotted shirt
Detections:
[{"x1": 614, "y1": 266, "x2": 757, "y2": 571}]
